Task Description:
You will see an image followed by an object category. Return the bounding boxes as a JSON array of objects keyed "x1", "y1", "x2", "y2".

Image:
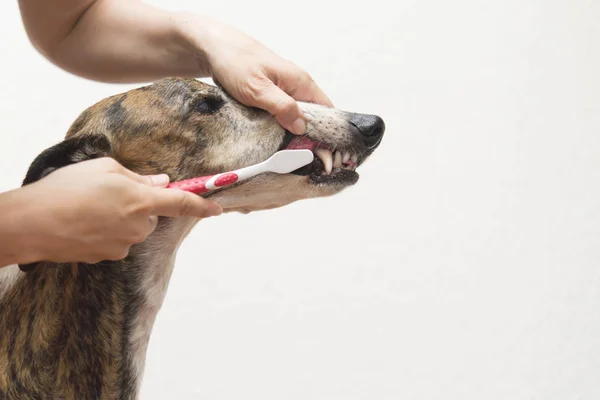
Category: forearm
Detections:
[
  {"x1": 18, "y1": 0, "x2": 213, "y2": 83},
  {"x1": 0, "y1": 187, "x2": 45, "y2": 268}
]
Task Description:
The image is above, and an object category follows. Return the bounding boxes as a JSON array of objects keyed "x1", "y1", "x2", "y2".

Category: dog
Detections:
[{"x1": 0, "y1": 77, "x2": 385, "y2": 399}]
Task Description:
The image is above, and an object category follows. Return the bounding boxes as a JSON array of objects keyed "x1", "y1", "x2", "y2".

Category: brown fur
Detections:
[{"x1": 0, "y1": 77, "x2": 384, "y2": 399}]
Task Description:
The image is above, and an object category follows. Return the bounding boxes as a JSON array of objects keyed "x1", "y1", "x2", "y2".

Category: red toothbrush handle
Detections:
[
  {"x1": 167, "y1": 172, "x2": 239, "y2": 194},
  {"x1": 167, "y1": 175, "x2": 214, "y2": 194}
]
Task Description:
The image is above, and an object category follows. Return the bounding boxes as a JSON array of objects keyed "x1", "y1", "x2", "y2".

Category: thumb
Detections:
[
  {"x1": 247, "y1": 79, "x2": 306, "y2": 135},
  {"x1": 150, "y1": 188, "x2": 223, "y2": 218}
]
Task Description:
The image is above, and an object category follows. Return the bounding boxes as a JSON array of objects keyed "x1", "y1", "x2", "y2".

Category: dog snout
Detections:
[{"x1": 349, "y1": 113, "x2": 385, "y2": 149}]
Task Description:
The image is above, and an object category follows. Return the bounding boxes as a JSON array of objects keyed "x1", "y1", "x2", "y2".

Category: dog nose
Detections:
[{"x1": 350, "y1": 113, "x2": 386, "y2": 149}]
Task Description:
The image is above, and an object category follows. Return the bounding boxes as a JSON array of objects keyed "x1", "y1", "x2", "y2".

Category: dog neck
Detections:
[
  {"x1": 0, "y1": 217, "x2": 198, "y2": 399},
  {"x1": 125, "y1": 216, "x2": 198, "y2": 394}
]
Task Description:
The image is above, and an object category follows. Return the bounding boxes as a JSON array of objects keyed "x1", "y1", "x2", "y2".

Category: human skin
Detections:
[
  {"x1": 0, "y1": 0, "x2": 332, "y2": 268},
  {"x1": 0, "y1": 158, "x2": 223, "y2": 267}
]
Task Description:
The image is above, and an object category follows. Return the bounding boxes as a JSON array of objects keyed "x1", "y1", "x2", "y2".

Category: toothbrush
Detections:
[{"x1": 166, "y1": 149, "x2": 314, "y2": 194}]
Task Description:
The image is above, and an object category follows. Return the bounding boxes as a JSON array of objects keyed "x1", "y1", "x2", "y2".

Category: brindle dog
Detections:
[{"x1": 0, "y1": 78, "x2": 384, "y2": 399}]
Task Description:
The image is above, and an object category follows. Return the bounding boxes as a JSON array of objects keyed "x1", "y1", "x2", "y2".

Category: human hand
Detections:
[
  {"x1": 19, "y1": 1, "x2": 331, "y2": 134},
  {"x1": 176, "y1": 15, "x2": 334, "y2": 135},
  {"x1": 19, "y1": 157, "x2": 222, "y2": 264},
  {"x1": 19, "y1": 1, "x2": 331, "y2": 133}
]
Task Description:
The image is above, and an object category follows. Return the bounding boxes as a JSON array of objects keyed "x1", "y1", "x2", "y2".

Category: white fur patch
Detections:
[
  {"x1": 128, "y1": 217, "x2": 198, "y2": 395},
  {"x1": 0, "y1": 264, "x2": 23, "y2": 300}
]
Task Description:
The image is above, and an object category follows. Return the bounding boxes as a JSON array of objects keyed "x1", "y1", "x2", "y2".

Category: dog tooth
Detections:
[
  {"x1": 342, "y1": 152, "x2": 351, "y2": 163},
  {"x1": 333, "y1": 151, "x2": 342, "y2": 169},
  {"x1": 315, "y1": 148, "x2": 333, "y2": 175},
  {"x1": 351, "y1": 154, "x2": 358, "y2": 164}
]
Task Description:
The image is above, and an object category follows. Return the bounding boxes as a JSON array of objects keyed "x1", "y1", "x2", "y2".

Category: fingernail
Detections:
[
  {"x1": 151, "y1": 174, "x2": 170, "y2": 187},
  {"x1": 290, "y1": 117, "x2": 307, "y2": 135}
]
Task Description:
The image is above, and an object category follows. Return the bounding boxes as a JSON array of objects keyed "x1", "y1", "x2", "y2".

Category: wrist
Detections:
[
  {"x1": 171, "y1": 12, "x2": 224, "y2": 78},
  {"x1": 0, "y1": 186, "x2": 48, "y2": 266}
]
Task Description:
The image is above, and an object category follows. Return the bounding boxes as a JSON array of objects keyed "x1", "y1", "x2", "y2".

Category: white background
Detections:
[{"x1": 1, "y1": 0, "x2": 600, "y2": 399}]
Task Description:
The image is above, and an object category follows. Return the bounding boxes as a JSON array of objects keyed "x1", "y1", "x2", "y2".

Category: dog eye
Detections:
[{"x1": 190, "y1": 96, "x2": 224, "y2": 114}]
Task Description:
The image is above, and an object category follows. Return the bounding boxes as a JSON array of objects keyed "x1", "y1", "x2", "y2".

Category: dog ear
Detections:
[
  {"x1": 22, "y1": 135, "x2": 112, "y2": 186},
  {"x1": 19, "y1": 134, "x2": 113, "y2": 273}
]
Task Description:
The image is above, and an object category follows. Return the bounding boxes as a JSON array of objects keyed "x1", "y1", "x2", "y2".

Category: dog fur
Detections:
[{"x1": 0, "y1": 77, "x2": 384, "y2": 399}]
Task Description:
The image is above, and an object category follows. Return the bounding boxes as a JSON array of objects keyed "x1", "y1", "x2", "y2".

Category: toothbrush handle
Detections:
[
  {"x1": 167, "y1": 172, "x2": 239, "y2": 194},
  {"x1": 167, "y1": 162, "x2": 266, "y2": 194}
]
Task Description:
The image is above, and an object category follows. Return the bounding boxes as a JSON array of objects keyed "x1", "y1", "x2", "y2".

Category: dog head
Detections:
[{"x1": 24, "y1": 78, "x2": 385, "y2": 214}]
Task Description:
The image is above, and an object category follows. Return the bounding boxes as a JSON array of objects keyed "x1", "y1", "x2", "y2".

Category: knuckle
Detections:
[
  {"x1": 109, "y1": 247, "x2": 130, "y2": 261},
  {"x1": 103, "y1": 253, "x2": 117, "y2": 262},
  {"x1": 178, "y1": 194, "x2": 191, "y2": 217},
  {"x1": 148, "y1": 215, "x2": 159, "y2": 228},
  {"x1": 129, "y1": 228, "x2": 150, "y2": 244},
  {"x1": 105, "y1": 176, "x2": 126, "y2": 192},
  {"x1": 118, "y1": 248, "x2": 130, "y2": 260},
  {"x1": 131, "y1": 234, "x2": 147, "y2": 245},
  {"x1": 136, "y1": 198, "x2": 154, "y2": 215},
  {"x1": 84, "y1": 256, "x2": 102, "y2": 264},
  {"x1": 243, "y1": 74, "x2": 269, "y2": 101},
  {"x1": 128, "y1": 189, "x2": 153, "y2": 214},
  {"x1": 303, "y1": 72, "x2": 315, "y2": 86},
  {"x1": 278, "y1": 97, "x2": 297, "y2": 114}
]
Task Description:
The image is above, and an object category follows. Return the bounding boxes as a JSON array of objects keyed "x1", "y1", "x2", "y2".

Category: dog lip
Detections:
[
  {"x1": 289, "y1": 150, "x2": 360, "y2": 185},
  {"x1": 309, "y1": 167, "x2": 359, "y2": 185},
  {"x1": 285, "y1": 135, "x2": 332, "y2": 152}
]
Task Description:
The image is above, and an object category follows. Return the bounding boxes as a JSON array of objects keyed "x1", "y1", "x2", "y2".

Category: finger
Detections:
[
  {"x1": 149, "y1": 188, "x2": 223, "y2": 218},
  {"x1": 245, "y1": 77, "x2": 306, "y2": 135},
  {"x1": 87, "y1": 244, "x2": 129, "y2": 263},
  {"x1": 118, "y1": 166, "x2": 170, "y2": 188},
  {"x1": 267, "y1": 64, "x2": 334, "y2": 108},
  {"x1": 107, "y1": 246, "x2": 131, "y2": 261},
  {"x1": 148, "y1": 215, "x2": 158, "y2": 236},
  {"x1": 296, "y1": 79, "x2": 334, "y2": 108},
  {"x1": 148, "y1": 174, "x2": 170, "y2": 187},
  {"x1": 147, "y1": 215, "x2": 159, "y2": 233},
  {"x1": 130, "y1": 220, "x2": 155, "y2": 245}
]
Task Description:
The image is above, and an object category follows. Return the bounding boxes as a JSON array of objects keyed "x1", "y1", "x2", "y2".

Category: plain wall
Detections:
[{"x1": 1, "y1": 0, "x2": 599, "y2": 399}]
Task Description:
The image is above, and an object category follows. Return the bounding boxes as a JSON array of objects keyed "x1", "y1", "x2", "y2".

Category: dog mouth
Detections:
[{"x1": 283, "y1": 134, "x2": 362, "y2": 185}]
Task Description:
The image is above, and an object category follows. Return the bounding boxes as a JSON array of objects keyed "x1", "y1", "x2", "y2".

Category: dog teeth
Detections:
[
  {"x1": 315, "y1": 148, "x2": 333, "y2": 175},
  {"x1": 333, "y1": 151, "x2": 342, "y2": 169},
  {"x1": 313, "y1": 148, "x2": 359, "y2": 176}
]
